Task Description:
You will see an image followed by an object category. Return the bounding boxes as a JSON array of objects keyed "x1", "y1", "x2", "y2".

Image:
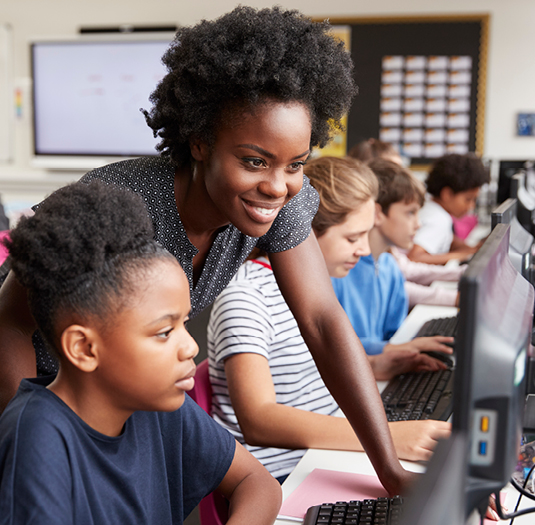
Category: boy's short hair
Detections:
[
  {"x1": 347, "y1": 138, "x2": 398, "y2": 164},
  {"x1": 368, "y1": 158, "x2": 425, "y2": 214},
  {"x1": 425, "y1": 153, "x2": 490, "y2": 197}
]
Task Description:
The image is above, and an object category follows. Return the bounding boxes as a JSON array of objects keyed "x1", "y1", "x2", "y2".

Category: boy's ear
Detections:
[
  {"x1": 374, "y1": 202, "x2": 386, "y2": 226},
  {"x1": 60, "y1": 325, "x2": 100, "y2": 373}
]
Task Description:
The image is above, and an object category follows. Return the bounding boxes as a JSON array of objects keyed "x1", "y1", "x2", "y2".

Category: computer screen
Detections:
[
  {"x1": 510, "y1": 173, "x2": 535, "y2": 237},
  {"x1": 452, "y1": 223, "x2": 534, "y2": 515},
  {"x1": 497, "y1": 160, "x2": 534, "y2": 204},
  {"x1": 31, "y1": 34, "x2": 174, "y2": 169},
  {"x1": 399, "y1": 432, "x2": 467, "y2": 525},
  {"x1": 491, "y1": 198, "x2": 534, "y2": 283}
]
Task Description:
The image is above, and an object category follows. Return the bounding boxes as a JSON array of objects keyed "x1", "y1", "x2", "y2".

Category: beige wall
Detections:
[{"x1": 0, "y1": 0, "x2": 534, "y2": 205}]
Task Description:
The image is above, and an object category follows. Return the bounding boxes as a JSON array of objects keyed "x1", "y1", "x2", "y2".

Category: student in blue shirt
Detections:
[
  {"x1": 0, "y1": 181, "x2": 281, "y2": 524},
  {"x1": 332, "y1": 158, "x2": 455, "y2": 357}
]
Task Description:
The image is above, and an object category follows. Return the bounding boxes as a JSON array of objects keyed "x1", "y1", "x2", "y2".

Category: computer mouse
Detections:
[{"x1": 421, "y1": 350, "x2": 455, "y2": 368}]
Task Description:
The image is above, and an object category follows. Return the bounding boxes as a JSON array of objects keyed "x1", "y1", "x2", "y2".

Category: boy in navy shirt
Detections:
[{"x1": 0, "y1": 181, "x2": 280, "y2": 524}]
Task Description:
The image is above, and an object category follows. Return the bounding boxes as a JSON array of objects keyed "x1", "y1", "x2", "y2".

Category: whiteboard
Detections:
[{"x1": 0, "y1": 24, "x2": 12, "y2": 163}]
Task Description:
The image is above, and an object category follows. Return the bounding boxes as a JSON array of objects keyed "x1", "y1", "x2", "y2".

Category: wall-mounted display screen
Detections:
[{"x1": 31, "y1": 35, "x2": 174, "y2": 169}]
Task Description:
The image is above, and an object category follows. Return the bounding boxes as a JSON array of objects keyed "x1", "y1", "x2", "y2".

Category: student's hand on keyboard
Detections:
[
  {"x1": 388, "y1": 419, "x2": 451, "y2": 462},
  {"x1": 384, "y1": 336, "x2": 454, "y2": 355},
  {"x1": 369, "y1": 349, "x2": 447, "y2": 381}
]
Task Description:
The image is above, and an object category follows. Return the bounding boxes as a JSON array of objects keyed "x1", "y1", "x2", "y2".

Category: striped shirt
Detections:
[{"x1": 208, "y1": 258, "x2": 338, "y2": 479}]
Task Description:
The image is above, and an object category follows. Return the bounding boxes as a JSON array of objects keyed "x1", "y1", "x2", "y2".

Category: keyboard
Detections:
[
  {"x1": 415, "y1": 315, "x2": 458, "y2": 338},
  {"x1": 415, "y1": 315, "x2": 458, "y2": 367},
  {"x1": 381, "y1": 368, "x2": 454, "y2": 421},
  {"x1": 303, "y1": 496, "x2": 405, "y2": 525}
]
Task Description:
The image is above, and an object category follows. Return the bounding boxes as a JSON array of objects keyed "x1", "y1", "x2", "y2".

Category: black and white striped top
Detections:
[{"x1": 208, "y1": 259, "x2": 338, "y2": 478}]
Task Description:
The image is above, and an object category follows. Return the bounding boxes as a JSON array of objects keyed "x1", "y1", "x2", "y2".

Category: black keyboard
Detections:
[
  {"x1": 303, "y1": 496, "x2": 405, "y2": 525},
  {"x1": 381, "y1": 368, "x2": 454, "y2": 421},
  {"x1": 415, "y1": 315, "x2": 458, "y2": 338}
]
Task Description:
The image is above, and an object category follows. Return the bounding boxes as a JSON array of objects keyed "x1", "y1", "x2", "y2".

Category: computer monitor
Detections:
[
  {"x1": 30, "y1": 34, "x2": 174, "y2": 170},
  {"x1": 497, "y1": 160, "x2": 534, "y2": 204},
  {"x1": 399, "y1": 432, "x2": 467, "y2": 525},
  {"x1": 452, "y1": 223, "x2": 535, "y2": 515},
  {"x1": 491, "y1": 198, "x2": 534, "y2": 283},
  {"x1": 510, "y1": 173, "x2": 535, "y2": 237}
]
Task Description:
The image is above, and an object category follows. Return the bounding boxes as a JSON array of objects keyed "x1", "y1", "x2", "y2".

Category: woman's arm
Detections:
[
  {"x1": 217, "y1": 441, "x2": 282, "y2": 525},
  {"x1": 225, "y1": 352, "x2": 450, "y2": 462},
  {"x1": 269, "y1": 234, "x2": 413, "y2": 495},
  {"x1": 0, "y1": 272, "x2": 37, "y2": 413}
]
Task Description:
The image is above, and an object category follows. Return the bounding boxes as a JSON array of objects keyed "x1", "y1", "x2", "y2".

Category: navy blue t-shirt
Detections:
[{"x1": 0, "y1": 377, "x2": 235, "y2": 524}]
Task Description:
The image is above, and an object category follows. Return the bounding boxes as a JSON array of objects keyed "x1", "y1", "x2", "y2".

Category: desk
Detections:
[
  {"x1": 388, "y1": 304, "x2": 457, "y2": 344},
  {"x1": 275, "y1": 304, "x2": 535, "y2": 524}
]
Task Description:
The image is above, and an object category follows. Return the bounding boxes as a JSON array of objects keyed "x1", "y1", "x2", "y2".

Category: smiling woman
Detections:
[{"x1": 0, "y1": 6, "x2": 414, "y2": 496}]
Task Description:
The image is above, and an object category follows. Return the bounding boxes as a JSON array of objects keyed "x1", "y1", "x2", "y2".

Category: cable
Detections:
[
  {"x1": 508, "y1": 465, "x2": 535, "y2": 525},
  {"x1": 510, "y1": 477, "x2": 535, "y2": 502},
  {"x1": 511, "y1": 465, "x2": 535, "y2": 525},
  {"x1": 489, "y1": 463, "x2": 535, "y2": 524}
]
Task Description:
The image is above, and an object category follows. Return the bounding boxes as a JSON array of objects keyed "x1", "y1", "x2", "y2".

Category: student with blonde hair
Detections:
[{"x1": 207, "y1": 156, "x2": 450, "y2": 483}]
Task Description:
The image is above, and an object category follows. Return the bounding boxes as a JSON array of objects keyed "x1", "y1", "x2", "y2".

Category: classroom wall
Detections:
[{"x1": 0, "y1": 0, "x2": 534, "y2": 211}]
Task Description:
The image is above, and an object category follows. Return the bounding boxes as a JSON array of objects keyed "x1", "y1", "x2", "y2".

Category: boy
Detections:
[
  {"x1": 407, "y1": 153, "x2": 490, "y2": 265},
  {"x1": 331, "y1": 158, "x2": 454, "y2": 356},
  {"x1": 0, "y1": 182, "x2": 281, "y2": 524}
]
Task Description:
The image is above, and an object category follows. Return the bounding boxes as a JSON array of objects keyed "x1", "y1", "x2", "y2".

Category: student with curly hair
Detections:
[
  {"x1": 0, "y1": 6, "x2": 413, "y2": 494},
  {"x1": 0, "y1": 181, "x2": 281, "y2": 524},
  {"x1": 408, "y1": 153, "x2": 490, "y2": 265}
]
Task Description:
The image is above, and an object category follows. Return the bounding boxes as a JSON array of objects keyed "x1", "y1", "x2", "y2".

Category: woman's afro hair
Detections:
[
  {"x1": 143, "y1": 5, "x2": 356, "y2": 166},
  {"x1": 4, "y1": 181, "x2": 171, "y2": 352}
]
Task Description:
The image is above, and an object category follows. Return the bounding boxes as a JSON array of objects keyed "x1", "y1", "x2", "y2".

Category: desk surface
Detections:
[{"x1": 275, "y1": 303, "x2": 534, "y2": 524}]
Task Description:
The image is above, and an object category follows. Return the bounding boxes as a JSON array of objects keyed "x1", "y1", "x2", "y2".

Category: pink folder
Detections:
[
  {"x1": 278, "y1": 467, "x2": 503, "y2": 523},
  {"x1": 278, "y1": 468, "x2": 387, "y2": 520}
]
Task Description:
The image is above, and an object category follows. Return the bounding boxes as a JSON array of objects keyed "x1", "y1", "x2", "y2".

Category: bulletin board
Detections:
[{"x1": 321, "y1": 14, "x2": 489, "y2": 166}]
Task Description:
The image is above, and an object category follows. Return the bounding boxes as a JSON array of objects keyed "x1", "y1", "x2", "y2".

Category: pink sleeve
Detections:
[
  {"x1": 392, "y1": 248, "x2": 464, "y2": 286},
  {"x1": 0, "y1": 230, "x2": 9, "y2": 265},
  {"x1": 405, "y1": 280, "x2": 458, "y2": 308}
]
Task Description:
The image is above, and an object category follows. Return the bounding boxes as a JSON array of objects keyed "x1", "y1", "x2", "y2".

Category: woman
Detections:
[
  {"x1": 207, "y1": 157, "x2": 450, "y2": 483},
  {"x1": 0, "y1": 6, "x2": 411, "y2": 494}
]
